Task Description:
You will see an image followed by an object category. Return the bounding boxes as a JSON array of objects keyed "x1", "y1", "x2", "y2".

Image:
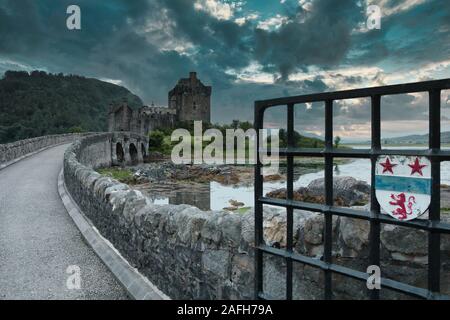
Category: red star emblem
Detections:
[
  {"x1": 408, "y1": 157, "x2": 426, "y2": 176},
  {"x1": 380, "y1": 157, "x2": 397, "y2": 174}
]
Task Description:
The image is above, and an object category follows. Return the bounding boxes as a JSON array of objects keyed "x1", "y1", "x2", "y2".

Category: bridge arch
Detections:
[
  {"x1": 111, "y1": 132, "x2": 148, "y2": 166},
  {"x1": 129, "y1": 143, "x2": 138, "y2": 165},
  {"x1": 141, "y1": 143, "x2": 147, "y2": 159},
  {"x1": 116, "y1": 142, "x2": 124, "y2": 163}
]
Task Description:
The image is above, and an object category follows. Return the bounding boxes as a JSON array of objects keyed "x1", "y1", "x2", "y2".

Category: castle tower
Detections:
[
  {"x1": 108, "y1": 103, "x2": 134, "y2": 132},
  {"x1": 168, "y1": 72, "x2": 211, "y2": 123}
]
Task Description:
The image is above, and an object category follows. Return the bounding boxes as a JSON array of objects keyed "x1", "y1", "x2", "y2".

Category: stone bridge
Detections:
[
  {"x1": 110, "y1": 132, "x2": 148, "y2": 166},
  {"x1": 1, "y1": 132, "x2": 449, "y2": 300}
]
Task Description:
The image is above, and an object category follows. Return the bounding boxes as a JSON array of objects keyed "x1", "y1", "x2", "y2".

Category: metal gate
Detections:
[{"x1": 254, "y1": 79, "x2": 450, "y2": 300}]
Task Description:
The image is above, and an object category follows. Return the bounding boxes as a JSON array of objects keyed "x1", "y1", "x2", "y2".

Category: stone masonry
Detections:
[
  {"x1": 169, "y1": 72, "x2": 211, "y2": 123},
  {"x1": 0, "y1": 133, "x2": 90, "y2": 167},
  {"x1": 63, "y1": 134, "x2": 450, "y2": 300}
]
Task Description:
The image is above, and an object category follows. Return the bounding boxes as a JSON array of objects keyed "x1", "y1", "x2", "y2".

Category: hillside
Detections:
[
  {"x1": 279, "y1": 128, "x2": 325, "y2": 148},
  {"x1": 382, "y1": 132, "x2": 450, "y2": 145},
  {"x1": 0, "y1": 70, "x2": 143, "y2": 143}
]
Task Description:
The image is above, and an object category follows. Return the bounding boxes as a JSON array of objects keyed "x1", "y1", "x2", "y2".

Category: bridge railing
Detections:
[
  {"x1": 0, "y1": 133, "x2": 94, "y2": 168},
  {"x1": 254, "y1": 78, "x2": 450, "y2": 300}
]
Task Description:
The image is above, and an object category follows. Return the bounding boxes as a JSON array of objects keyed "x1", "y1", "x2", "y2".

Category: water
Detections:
[{"x1": 145, "y1": 146, "x2": 450, "y2": 211}]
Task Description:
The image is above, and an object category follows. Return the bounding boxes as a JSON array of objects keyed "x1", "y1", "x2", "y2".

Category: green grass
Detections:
[
  {"x1": 97, "y1": 167, "x2": 135, "y2": 184},
  {"x1": 236, "y1": 206, "x2": 252, "y2": 214}
]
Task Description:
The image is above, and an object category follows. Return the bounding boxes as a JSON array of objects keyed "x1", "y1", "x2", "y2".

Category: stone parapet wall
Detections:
[
  {"x1": 0, "y1": 133, "x2": 92, "y2": 166},
  {"x1": 64, "y1": 134, "x2": 254, "y2": 299},
  {"x1": 63, "y1": 134, "x2": 450, "y2": 299}
]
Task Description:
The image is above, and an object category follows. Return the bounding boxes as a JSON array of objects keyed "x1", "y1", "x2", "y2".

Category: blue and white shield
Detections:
[{"x1": 375, "y1": 155, "x2": 431, "y2": 221}]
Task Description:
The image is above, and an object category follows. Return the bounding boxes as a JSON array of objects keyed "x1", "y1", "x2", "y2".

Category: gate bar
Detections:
[{"x1": 254, "y1": 79, "x2": 450, "y2": 300}]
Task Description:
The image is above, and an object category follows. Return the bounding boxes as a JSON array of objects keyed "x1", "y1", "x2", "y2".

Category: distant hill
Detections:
[
  {"x1": 279, "y1": 129, "x2": 325, "y2": 148},
  {"x1": 300, "y1": 131, "x2": 324, "y2": 141},
  {"x1": 381, "y1": 132, "x2": 450, "y2": 145},
  {"x1": 0, "y1": 70, "x2": 143, "y2": 143}
]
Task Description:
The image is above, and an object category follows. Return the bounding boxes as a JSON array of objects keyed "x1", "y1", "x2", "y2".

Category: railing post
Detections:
[
  {"x1": 286, "y1": 103, "x2": 294, "y2": 300},
  {"x1": 428, "y1": 89, "x2": 441, "y2": 296},
  {"x1": 369, "y1": 94, "x2": 381, "y2": 299},
  {"x1": 254, "y1": 102, "x2": 264, "y2": 299},
  {"x1": 324, "y1": 99, "x2": 333, "y2": 299}
]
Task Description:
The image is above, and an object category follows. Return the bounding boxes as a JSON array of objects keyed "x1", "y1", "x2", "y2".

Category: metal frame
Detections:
[{"x1": 254, "y1": 79, "x2": 450, "y2": 300}]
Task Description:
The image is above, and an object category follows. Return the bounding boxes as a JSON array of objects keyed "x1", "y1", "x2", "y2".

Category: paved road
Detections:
[{"x1": 0, "y1": 144, "x2": 128, "y2": 300}]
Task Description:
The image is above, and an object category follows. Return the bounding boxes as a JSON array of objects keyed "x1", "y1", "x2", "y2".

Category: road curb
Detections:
[{"x1": 57, "y1": 169, "x2": 169, "y2": 300}]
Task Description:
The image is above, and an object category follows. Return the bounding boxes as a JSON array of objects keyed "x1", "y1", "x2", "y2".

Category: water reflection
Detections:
[
  {"x1": 141, "y1": 145, "x2": 450, "y2": 211},
  {"x1": 169, "y1": 183, "x2": 211, "y2": 211}
]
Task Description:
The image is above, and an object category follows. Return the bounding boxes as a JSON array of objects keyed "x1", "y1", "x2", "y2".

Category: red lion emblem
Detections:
[{"x1": 389, "y1": 193, "x2": 416, "y2": 220}]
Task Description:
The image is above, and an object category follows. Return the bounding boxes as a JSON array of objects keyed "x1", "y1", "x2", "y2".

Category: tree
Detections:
[
  {"x1": 334, "y1": 136, "x2": 341, "y2": 148},
  {"x1": 0, "y1": 70, "x2": 143, "y2": 143},
  {"x1": 148, "y1": 130, "x2": 165, "y2": 150},
  {"x1": 239, "y1": 121, "x2": 253, "y2": 131}
]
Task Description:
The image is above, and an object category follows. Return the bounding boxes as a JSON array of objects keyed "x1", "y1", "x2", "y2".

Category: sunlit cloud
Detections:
[
  {"x1": 194, "y1": 0, "x2": 235, "y2": 20},
  {"x1": 367, "y1": 0, "x2": 428, "y2": 16},
  {"x1": 256, "y1": 14, "x2": 289, "y2": 30}
]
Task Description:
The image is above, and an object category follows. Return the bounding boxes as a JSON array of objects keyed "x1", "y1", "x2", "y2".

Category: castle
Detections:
[{"x1": 108, "y1": 72, "x2": 211, "y2": 135}]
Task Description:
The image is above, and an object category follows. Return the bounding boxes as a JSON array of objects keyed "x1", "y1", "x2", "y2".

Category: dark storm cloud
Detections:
[
  {"x1": 158, "y1": 0, "x2": 364, "y2": 79},
  {"x1": 0, "y1": 0, "x2": 364, "y2": 113},
  {"x1": 253, "y1": 0, "x2": 364, "y2": 79},
  {"x1": 0, "y1": 0, "x2": 448, "y2": 130},
  {"x1": 0, "y1": 0, "x2": 196, "y2": 102}
]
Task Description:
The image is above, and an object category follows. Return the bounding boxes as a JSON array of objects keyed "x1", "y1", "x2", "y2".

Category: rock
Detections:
[
  {"x1": 441, "y1": 187, "x2": 450, "y2": 209},
  {"x1": 229, "y1": 199, "x2": 244, "y2": 207},
  {"x1": 176, "y1": 207, "x2": 208, "y2": 245},
  {"x1": 339, "y1": 217, "x2": 369, "y2": 255},
  {"x1": 263, "y1": 212, "x2": 287, "y2": 247},
  {"x1": 265, "y1": 176, "x2": 370, "y2": 206},
  {"x1": 381, "y1": 224, "x2": 428, "y2": 257},
  {"x1": 201, "y1": 215, "x2": 223, "y2": 245},
  {"x1": 307, "y1": 176, "x2": 370, "y2": 206},
  {"x1": 265, "y1": 188, "x2": 287, "y2": 199},
  {"x1": 129, "y1": 161, "x2": 255, "y2": 186},
  {"x1": 223, "y1": 206, "x2": 238, "y2": 211},
  {"x1": 220, "y1": 214, "x2": 242, "y2": 246},
  {"x1": 303, "y1": 215, "x2": 323, "y2": 245},
  {"x1": 202, "y1": 250, "x2": 229, "y2": 277},
  {"x1": 231, "y1": 254, "x2": 253, "y2": 289},
  {"x1": 263, "y1": 174, "x2": 283, "y2": 182},
  {"x1": 240, "y1": 211, "x2": 254, "y2": 248}
]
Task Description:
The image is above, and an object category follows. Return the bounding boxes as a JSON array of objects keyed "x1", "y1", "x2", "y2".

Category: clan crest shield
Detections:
[{"x1": 375, "y1": 155, "x2": 431, "y2": 221}]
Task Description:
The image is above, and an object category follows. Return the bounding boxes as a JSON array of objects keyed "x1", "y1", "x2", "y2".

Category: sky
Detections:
[{"x1": 0, "y1": 0, "x2": 449, "y2": 141}]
